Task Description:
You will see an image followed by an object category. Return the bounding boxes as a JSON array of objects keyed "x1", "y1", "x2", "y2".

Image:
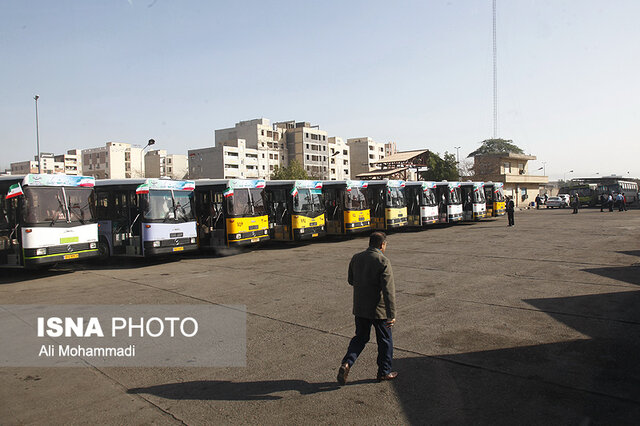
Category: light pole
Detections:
[
  {"x1": 140, "y1": 139, "x2": 155, "y2": 178},
  {"x1": 537, "y1": 161, "x2": 546, "y2": 176},
  {"x1": 34, "y1": 95, "x2": 41, "y2": 173},
  {"x1": 454, "y1": 146, "x2": 461, "y2": 175},
  {"x1": 564, "y1": 169, "x2": 573, "y2": 182}
]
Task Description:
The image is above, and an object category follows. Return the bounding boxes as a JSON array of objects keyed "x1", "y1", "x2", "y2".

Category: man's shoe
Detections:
[
  {"x1": 377, "y1": 371, "x2": 398, "y2": 381},
  {"x1": 337, "y1": 363, "x2": 350, "y2": 386}
]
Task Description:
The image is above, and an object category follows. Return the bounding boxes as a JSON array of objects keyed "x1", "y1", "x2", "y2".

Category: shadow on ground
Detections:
[
  {"x1": 390, "y1": 265, "x2": 640, "y2": 424},
  {"x1": 0, "y1": 268, "x2": 73, "y2": 285},
  {"x1": 128, "y1": 379, "x2": 348, "y2": 400}
]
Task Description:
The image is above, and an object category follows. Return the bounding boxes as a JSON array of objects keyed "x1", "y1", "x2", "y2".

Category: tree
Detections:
[
  {"x1": 270, "y1": 160, "x2": 310, "y2": 180},
  {"x1": 467, "y1": 138, "x2": 524, "y2": 157},
  {"x1": 419, "y1": 151, "x2": 459, "y2": 181}
]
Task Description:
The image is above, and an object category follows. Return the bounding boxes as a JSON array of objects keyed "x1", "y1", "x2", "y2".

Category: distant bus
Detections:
[
  {"x1": 367, "y1": 180, "x2": 408, "y2": 230},
  {"x1": 598, "y1": 180, "x2": 638, "y2": 206},
  {"x1": 322, "y1": 180, "x2": 371, "y2": 235},
  {"x1": 95, "y1": 178, "x2": 197, "y2": 258},
  {"x1": 483, "y1": 182, "x2": 506, "y2": 217},
  {"x1": 435, "y1": 181, "x2": 463, "y2": 223},
  {"x1": 460, "y1": 181, "x2": 487, "y2": 221},
  {"x1": 264, "y1": 180, "x2": 326, "y2": 241},
  {"x1": 194, "y1": 179, "x2": 269, "y2": 249},
  {"x1": 0, "y1": 174, "x2": 99, "y2": 268},
  {"x1": 558, "y1": 184, "x2": 598, "y2": 207},
  {"x1": 405, "y1": 181, "x2": 438, "y2": 227}
]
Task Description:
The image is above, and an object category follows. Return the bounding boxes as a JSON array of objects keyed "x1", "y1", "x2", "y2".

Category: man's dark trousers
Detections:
[
  {"x1": 342, "y1": 316, "x2": 393, "y2": 376},
  {"x1": 507, "y1": 212, "x2": 514, "y2": 226}
]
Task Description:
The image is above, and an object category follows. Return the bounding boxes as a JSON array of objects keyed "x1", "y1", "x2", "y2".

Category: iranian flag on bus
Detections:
[{"x1": 6, "y1": 183, "x2": 23, "y2": 199}]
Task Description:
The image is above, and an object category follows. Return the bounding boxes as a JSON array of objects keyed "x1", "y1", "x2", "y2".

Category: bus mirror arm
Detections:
[
  {"x1": 129, "y1": 213, "x2": 140, "y2": 236},
  {"x1": 8, "y1": 223, "x2": 19, "y2": 245}
]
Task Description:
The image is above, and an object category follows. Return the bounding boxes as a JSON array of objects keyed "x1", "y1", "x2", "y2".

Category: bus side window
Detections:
[
  {"x1": 96, "y1": 192, "x2": 109, "y2": 218},
  {"x1": 212, "y1": 192, "x2": 224, "y2": 229}
]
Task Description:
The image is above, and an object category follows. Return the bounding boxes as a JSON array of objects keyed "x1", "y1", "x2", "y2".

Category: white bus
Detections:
[
  {"x1": 460, "y1": 181, "x2": 487, "y2": 221},
  {"x1": 0, "y1": 174, "x2": 99, "y2": 268},
  {"x1": 95, "y1": 179, "x2": 197, "y2": 258}
]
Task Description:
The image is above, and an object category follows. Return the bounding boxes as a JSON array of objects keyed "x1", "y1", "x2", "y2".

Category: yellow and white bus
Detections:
[
  {"x1": 193, "y1": 179, "x2": 269, "y2": 249},
  {"x1": 435, "y1": 181, "x2": 463, "y2": 223},
  {"x1": 405, "y1": 181, "x2": 439, "y2": 227},
  {"x1": 322, "y1": 180, "x2": 370, "y2": 235},
  {"x1": 483, "y1": 182, "x2": 506, "y2": 217},
  {"x1": 460, "y1": 181, "x2": 487, "y2": 221},
  {"x1": 0, "y1": 174, "x2": 99, "y2": 268},
  {"x1": 264, "y1": 180, "x2": 326, "y2": 241},
  {"x1": 367, "y1": 180, "x2": 407, "y2": 230}
]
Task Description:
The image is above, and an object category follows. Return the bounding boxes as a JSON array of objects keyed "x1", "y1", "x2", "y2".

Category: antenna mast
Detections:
[{"x1": 493, "y1": 0, "x2": 498, "y2": 138}]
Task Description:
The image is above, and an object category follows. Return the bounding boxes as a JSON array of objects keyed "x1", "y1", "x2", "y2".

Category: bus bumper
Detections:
[
  {"x1": 143, "y1": 242, "x2": 198, "y2": 257},
  {"x1": 228, "y1": 230, "x2": 270, "y2": 246},
  {"x1": 421, "y1": 216, "x2": 439, "y2": 226},
  {"x1": 293, "y1": 225, "x2": 326, "y2": 240},
  {"x1": 24, "y1": 248, "x2": 99, "y2": 268},
  {"x1": 386, "y1": 218, "x2": 408, "y2": 229},
  {"x1": 345, "y1": 221, "x2": 370, "y2": 234}
]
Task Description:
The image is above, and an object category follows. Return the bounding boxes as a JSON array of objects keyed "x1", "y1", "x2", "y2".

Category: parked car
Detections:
[
  {"x1": 558, "y1": 194, "x2": 571, "y2": 205},
  {"x1": 546, "y1": 196, "x2": 568, "y2": 208}
]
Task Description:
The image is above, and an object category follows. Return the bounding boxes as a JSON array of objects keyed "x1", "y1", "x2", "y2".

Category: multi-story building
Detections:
[
  {"x1": 53, "y1": 150, "x2": 82, "y2": 175},
  {"x1": 472, "y1": 152, "x2": 549, "y2": 207},
  {"x1": 10, "y1": 160, "x2": 40, "y2": 175},
  {"x1": 327, "y1": 137, "x2": 351, "y2": 180},
  {"x1": 385, "y1": 141, "x2": 398, "y2": 157},
  {"x1": 347, "y1": 137, "x2": 386, "y2": 178},
  {"x1": 216, "y1": 118, "x2": 286, "y2": 178},
  {"x1": 188, "y1": 139, "x2": 260, "y2": 179},
  {"x1": 81, "y1": 142, "x2": 145, "y2": 179},
  {"x1": 275, "y1": 121, "x2": 329, "y2": 179},
  {"x1": 144, "y1": 150, "x2": 188, "y2": 179}
]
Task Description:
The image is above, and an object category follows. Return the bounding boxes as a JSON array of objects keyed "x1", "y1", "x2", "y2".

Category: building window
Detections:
[
  {"x1": 305, "y1": 133, "x2": 309, "y2": 138},
  {"x1": 504, "y1": 162, "x2": 511, "y2": 173}
]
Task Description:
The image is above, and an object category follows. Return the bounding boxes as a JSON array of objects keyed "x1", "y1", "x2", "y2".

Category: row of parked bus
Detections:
[{"x1": 0, "y1": 174, "x2": 507, "y2": 269}]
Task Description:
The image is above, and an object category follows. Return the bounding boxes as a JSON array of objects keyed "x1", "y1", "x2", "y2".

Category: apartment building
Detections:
[
  {"x1": 327, "y1": 137, "x2": 351, "y2": 180},
  {"x1": 275, "y1": 121, "x2": 329, "y2": 179},
  {"x1": 347, "y1": 137, "x2": 386, "y2": 178},
  {"x1": 53, "y1": 150, "x2": 82, "y2": 175},
  {"x1": 144, "y1": 149, "x2": 188, "y2": 179},
  {"x1": 385, "y1": 141, "x2": 398, "y2": 157},
  {"x1": 10, "y1": 149, "x2": 81, "y2": 175},
  {"x1": 81, "y1": 142, "x2": 144, "y2": 179},
  {"x1": 10, "y1": 160, "x2": 40, "y2": 175},
  {"x1": 188, "y1": 139, "x2": 260, "y2": 179},
  {"x1": 216, "y1": 118, "x2": 286, "y2": 178}
]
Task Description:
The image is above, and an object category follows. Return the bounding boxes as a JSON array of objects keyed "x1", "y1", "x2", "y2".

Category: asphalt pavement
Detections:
[{"x1": 1, "y1": 207, "x2": 639, "y2": 425}]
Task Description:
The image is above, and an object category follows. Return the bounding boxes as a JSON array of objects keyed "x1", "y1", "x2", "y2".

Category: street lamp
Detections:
[
  {"x1": 140, "y1": 139, "x2": 155, "y2": 178},
  {"x1": 564, "y1": 169, "x2": 573, "y2": 182},
  {"x1": 34, "y1": 95, "x2": 41, "y2": 173},
  {"x1": 454, "y1": 146, "x2": 461, "y2": 175}
]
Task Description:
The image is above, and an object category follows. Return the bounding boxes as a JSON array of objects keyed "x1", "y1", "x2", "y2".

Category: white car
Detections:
[
  {"x1": 558, "y1": 194, "x2": 571, "y2": 205},
  {"x1": 546, "y1": 196, "x2": 568, "y2": 208}
]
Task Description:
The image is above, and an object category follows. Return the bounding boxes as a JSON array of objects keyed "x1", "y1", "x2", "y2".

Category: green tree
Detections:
[
  {"x1": 270, "y1": 160, "x2": 310, "y2": 180},
  {"x1": 419, "y1": 151, "x2": 459, "y2": 181},
  {"x1": 467, "y1": 138, "x2": 524, "y2": 157}
]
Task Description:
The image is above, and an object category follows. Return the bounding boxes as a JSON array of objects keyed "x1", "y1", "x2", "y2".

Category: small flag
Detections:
[
  {"x1": 78, "y1": 177, "x2": 95, "y2": 187},
  {"x1": 361, "y1": 182, "x2": 368, "y2": 188},
  {"x1": 314, "y1": 182, "x2": 323, "y2": 189},
  {"x1": 136, "y1": 183, "x2": 150, "y2": 194},
  {"x1": 255, "y1": 180, "x2": 266, "y2": 189},
  {"x1": 182, "y1": 181, "x2": 196, "y2": 191},
  {"x1": 400, "y1": 181, "x2": 405, "y2": 187},
  {"x1": 6, "y1": 183, "x2": 23, "y2": 199},
  {"x1": 290, "y1": 187, "x2": 298, "y2": 197},
  {"x1": 223, "y1": 187, "x2": 234, "y2": 198}
]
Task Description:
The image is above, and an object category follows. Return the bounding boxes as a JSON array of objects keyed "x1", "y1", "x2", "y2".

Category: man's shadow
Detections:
[{"x1": 128, "y1": 379, "x2": 373, "y2": 401}]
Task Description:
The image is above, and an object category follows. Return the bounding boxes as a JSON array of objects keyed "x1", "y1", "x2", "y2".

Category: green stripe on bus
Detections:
[{"x1": 24, "y1": 249, "x2": 99, "y2": 260}]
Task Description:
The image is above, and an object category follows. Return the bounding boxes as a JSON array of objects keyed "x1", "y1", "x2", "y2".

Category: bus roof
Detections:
[
  {"x1": 266, "y1": 180, "x2": 323, "y2": 189},
  {"x1": 0, "y1": 174, "x2": 95, "y2": 188},
  {"x1": 405, "y1": 181, "x2": 436, "y2": 189},
  {"x1": 366, "y1": 179, "x2": 405, "y2": 188},
  {"x1": 322, "y1": 180, "x2": 369, "y2": 188},
  {"x1": 435, "y1": 181, "x2": 461, "y2": 188},
  {"x1": 95, "y1": 178, "x2": 195, "y2": 191}
]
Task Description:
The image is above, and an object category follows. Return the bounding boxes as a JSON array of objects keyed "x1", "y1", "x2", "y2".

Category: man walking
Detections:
[
  {"x1": 572, "y1": 193, "x2": 580, "y2": 214},
  {"x1": 338, "y1": 232, "x2": 397, "y2": 385},
  {"x1": 506, "y1": 196, "x2": 515, "y2": 226}
]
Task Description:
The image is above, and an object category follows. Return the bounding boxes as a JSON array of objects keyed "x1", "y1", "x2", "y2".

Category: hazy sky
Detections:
[{"x1": 2, "y1": 0, "x2": 639, "y2": 180}]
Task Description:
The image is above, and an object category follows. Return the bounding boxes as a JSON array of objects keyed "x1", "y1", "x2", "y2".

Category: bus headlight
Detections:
[
  {"x1": 190, "y1": 237, "x2": 196, "y2": 244},
  {"x1": 299, "y1": 228, "x2": 304, "y2": 234},
  {"x1": 236, "y1": 234, "x2": 242, "y2": 240},
  {"x1": 89, "y1": 242, "x2": 97, "y2": 249},
  {"x1": 153, "y1": 241, "x2": 161, "y2": 248},
  {"x1": 36, "y1": 248, "x2": 47, "y2": 256}
]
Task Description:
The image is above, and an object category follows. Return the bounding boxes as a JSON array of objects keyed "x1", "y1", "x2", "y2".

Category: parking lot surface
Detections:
[{"x1": 2, "y1": 208, "x2": 640, "y2": 425}]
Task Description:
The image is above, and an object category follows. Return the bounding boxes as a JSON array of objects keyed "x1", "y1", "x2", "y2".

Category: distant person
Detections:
[
  {"x1": 616, "y1": 193, "x2": 624, "y2": 212},
  {"x1": 506, "y1": 196, "x2": 515, "y2": 226},
  {"x1": 600, "y1": 194, "x2": 606, "y2": 212},
  {"x1": 535, "y1": 195, "x2": 541, "y2": 210},
  {"x1": 608, "y1": 194, "x2": 614, "y2": 212},
  {"x1": 544, "y1": 194, "x2": 548, "y2": 204},
  {"x1": 622, "y1": 193, "x2": 627, "y2": 211},
  {"x1": 338, "y1": 232, "x2": 397, "y2": 385},
  {"x1": 572, "y1": 193, "x2": 580, "y2": 214}
]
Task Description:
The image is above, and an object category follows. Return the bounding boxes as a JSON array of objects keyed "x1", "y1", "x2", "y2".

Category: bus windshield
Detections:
[
  {"x1": 226, "y1": 188, "x2": 266, "y2": 217},
  {"x1": 495, "y1": 187, "x2": 505, "y2": 202},
  {"x1": 345, "y1": 187, "x2": 368, "y2": 210},
  {"x1": 474, "y1": 188, "x2": 486, "y2": 203},
  {"x1": 143, "y1": 190, "x2": 195, "y2": 222},
  {"x1": 21, "y1": 187, "x2": 95, "y2": 226},
  {"x1": 293, "y1": 189, "x2": 323, "y2": 213},
  {"x1": 420, "y1": 188, "x2": 437, "y2": 206},
  {"x1": 386, "y1": 187, "x2": 405, "y2": 208},
  {"x1": 447, "y1": 187, "x2": 461, "y2": 204}
]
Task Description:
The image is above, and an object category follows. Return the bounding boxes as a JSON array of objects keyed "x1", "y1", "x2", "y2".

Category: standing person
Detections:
[
  {"x1": 506, "y1": 196, "x2": 515, "y2": 226},
  {"x1": 572, "y1": 193, "x2": 580, "y2": 214},
  {"x1": 608, "y1": 194, "x2": 614, "y2": 212},
  {"x1": 338, "y1": 232, "x2": 397, "y2": 385},
  {"x1": 600, "y1": 194, "x2": 606, "y2": 212},
  {"x1": 622, "y1": 193, "x2": 627, "y2": 211},
  {"x1": 535, "y1": 195, "x2": 541, "y2": 210},
  {"x1": 616, "y1": 193, "x2": 624, "y2": 211}
]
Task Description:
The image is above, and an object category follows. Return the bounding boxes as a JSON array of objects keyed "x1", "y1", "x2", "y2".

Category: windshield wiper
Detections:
[{"x1": 50, "y1": 195, "x2": 66, "y2": 226}]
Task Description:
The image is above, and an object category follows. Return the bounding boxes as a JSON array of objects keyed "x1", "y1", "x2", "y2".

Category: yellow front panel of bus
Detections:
[
  {"x1": 292, "y1": 214, "x2": 325, "y2": 229},
  {"x1": 226, "y1": 215, "x2": 269, "y2": 234},
  {"x1": 344, "y1": 209, "x2": 370, "y2": 228},
  {"x1": 386, "y1": 207, "x2": 408, "y2": 227},
  {"x1": 494, "y1": 201, "x2": 506, "y2": 216}
]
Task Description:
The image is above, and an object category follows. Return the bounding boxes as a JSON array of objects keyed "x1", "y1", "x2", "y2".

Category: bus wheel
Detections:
[{"x1": 97, "y1": 240, "x2": 110, "y2": 260}]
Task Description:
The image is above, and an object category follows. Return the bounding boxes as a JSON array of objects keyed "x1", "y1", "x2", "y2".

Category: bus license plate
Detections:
[
  {"x1": 64, "y1": 253, "x2": 79, "y2": 260},
  {"x1": 250, "y1": 238, "x2": 260, "y2": 242},
  {"x1": 173, "y1": 247, "x2": 184, "y2": 252},
  {"x1": 309, "y1": 222, "x2": 317, "y2": 226},
  {"x1": 312, "y1": 233, "x2": 318, "y2": 237}
]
